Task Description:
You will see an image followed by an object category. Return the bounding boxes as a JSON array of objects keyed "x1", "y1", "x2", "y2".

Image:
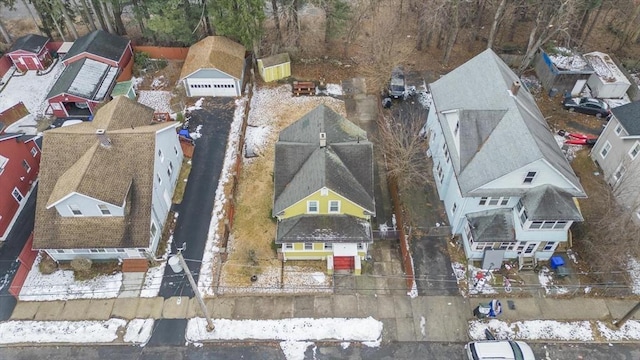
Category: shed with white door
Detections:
[
  {"x1": 584, "y1": 51, "x2": 631, "y2": 99},
  {"x1": 179, "y1": 36, "x2": 246, "y2": 97}
]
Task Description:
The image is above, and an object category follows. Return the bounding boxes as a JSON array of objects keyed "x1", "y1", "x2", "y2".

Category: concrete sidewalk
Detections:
[{"x1": 9, "y1": 294, "x2": 640, "y2": 343}]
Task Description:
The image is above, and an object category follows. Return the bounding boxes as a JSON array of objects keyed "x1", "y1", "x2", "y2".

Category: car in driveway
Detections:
[
  {"x1": 388, "y1": 66, "x2": 406, "y2": 99},
  {"x1": 563, "y1": 97, "x2": 611, "y2": 119},
  {"x1": 466, "y1": 340, "x2": 536, "y2": 360}
]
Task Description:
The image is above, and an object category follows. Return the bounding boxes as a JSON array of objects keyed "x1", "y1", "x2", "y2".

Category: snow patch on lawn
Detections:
[
  {"x1": 123, "y1": 319, "x2": 154, "y2": 345},
  {"x1": 469, "y1": 319, "x2": 594, "y2": 341},
  {"x1": 0, "y1": 319, "x2": 126, "y2": 344},
  {"x1": 137, "y1": 90, "x2": 172, "y2": 113}
]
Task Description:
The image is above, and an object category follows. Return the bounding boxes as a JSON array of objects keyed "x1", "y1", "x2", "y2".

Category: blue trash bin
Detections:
[{"x1": 550, "y1": 256, "x2": 565, "y2": 270}]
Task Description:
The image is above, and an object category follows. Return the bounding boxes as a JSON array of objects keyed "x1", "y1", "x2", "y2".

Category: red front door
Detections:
[{"x1": 334, "y1": 256, "x2": 354, "y2": 270}]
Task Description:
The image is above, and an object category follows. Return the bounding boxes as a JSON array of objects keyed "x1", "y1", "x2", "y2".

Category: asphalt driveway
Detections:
[
  {"x1": 158, "y1": 99, "x2": 235, "y2": 298},
  {"x1": 0, "y1": 187, "x2": 36, "y2": 320}
]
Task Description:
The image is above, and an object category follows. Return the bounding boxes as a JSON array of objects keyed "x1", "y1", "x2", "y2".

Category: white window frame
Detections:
[
  {"x1": 0, "y1": 155, "x2": 7, "y2": 175},
  {"x1": 304, "y1": 243, "x2": 313, "y2": 250},
  {"x1": 328, "y1": 200, "x2": 340, "y2": 213},
  {"x1": 307, "y1": 200, "x2": 319, "y2": 214},
  {"x1": 150, "y1": 222, "x2": 158, "y2": 239},
  {"x1": 452, "y1": 202, "x2": 457, "y2": 214},
  {"x1": 615, "y1": 124, "x2": 623, "y2": 135},
  {"x1": 523, "y1": 171, "x2": 537, "y2": 184},
  {"x1": 22, "y1": 159, "x2": 31, "y2": 173},
  {"x1": 174, "y1": 145, "x2": 179, "y2": 156},
  {"x1": 30, "y1": 147, "x2": 38, "y2": 157},
  {"x1": 600, "y1": 141, "x2": 612, "y2": 159},
  {"x1": 543, "y1": 242, "x2": 557, "y2": 251},
  {"x1": 68, "y1": 204, "x2": 82, "y2": 216},
  {"x1": 168, "y1": 161, "x2": 173, "y2": 177},
  {"x1": 436, "y1": 162, "x2": 444, "y2": 182},
  {"x1": 157, "y1": 173, "x2": 162, "y2": 185},
  {"x1": 324, "y1": 243, "x2": 332, "y2": 250},
  {"x1": 158, "y1": 149, "x2": 164, "y2": 162},
  {"x1": 320, "y1": 188, "x2": 328, "y2": 196},
  {"x1": 613, "y1": 163, "x2": 626, "y2": 182},
  {"x1": 629, "y1": 141, "x2": 640, "y2": 160},
  {"x1": 284, "y1": 243, "x2": 293, "y2": 250},
  {"x1": 12, "y1": 187, "x2": 23, "y2": 202},
  {"x1": 98, "y1": 204, "x2": 111, "y2": 215}
]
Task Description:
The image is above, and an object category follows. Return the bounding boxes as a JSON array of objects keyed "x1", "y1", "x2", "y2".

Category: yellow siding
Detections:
[
  {"x1": 280, "y1": 188, "x2": 369, "y2": 220},
  {"x1": 260, "y1": 62, "x2": 291, "y2": 82},
  {"x1": 257, "y1": 59, "x2": 265, "y2": 80}
]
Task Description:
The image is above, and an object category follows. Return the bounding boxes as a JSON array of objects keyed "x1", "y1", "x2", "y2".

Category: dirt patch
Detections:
[{"x1": 135, "y1": 60, "x2": 184, "y2": 91}]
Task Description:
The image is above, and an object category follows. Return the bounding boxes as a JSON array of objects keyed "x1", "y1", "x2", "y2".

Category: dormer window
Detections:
[
  {"x1": 158, "y1": 149, "x2": 164, "y2": 162},
  {"x1": 454, "y1": 121, "x2": 459, "y2": 136},
  {"x1": 523, "y1": 171, "x2": 536, "y2": 184},
  {"x1": 307, "y1": 200, "x2": 319, "y2": 214}
]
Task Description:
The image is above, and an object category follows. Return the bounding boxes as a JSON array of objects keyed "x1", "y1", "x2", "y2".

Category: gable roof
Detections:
[
  {"x1": 33, "y1": 97, "x2": 178, "y2": 250},
  {"x1": 273, "y1": 105, "x2": 374, "y2": 215},
  {"x1": 612, "y1": 101, "x2": 640, "y2": 136},
  {"x1": 46, "y1": 58, "x2": 119, "y2": 101},
  {"x1": 521, "y1": 184, "x2": 583, "y2": 221},
  {"x1": 64, "y1": 30, "x2": 130, "y2": 63},
  {"x1": 430, "y1": 49, "x2": 585, "y2": 197},
  {"x1": 259, "y1": 53, "x2": 290, "y2": 68},
  {"x1": 179, "y1": 36, "x2": 246, "y2": 80},
  {"x1": 9, "y1": 34, "x2": 49, "y2": 54}
]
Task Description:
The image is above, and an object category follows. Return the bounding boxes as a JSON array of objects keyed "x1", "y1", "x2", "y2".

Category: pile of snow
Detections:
[
  {"x1": 137, "y1": 90, "x2": 172, "y2": 113},
  {"x1": 19, "y1": 254, "x2": 122, "y2": 301},
  {"x1": 548, "y1": 47, "x2": 589, "y2": 71},
  {"x1": 0, "y1": 319, "x2": 153, "y2": 345},
  {"x1": 187, "y1": 98, "x2": 205, "y2": 111}
]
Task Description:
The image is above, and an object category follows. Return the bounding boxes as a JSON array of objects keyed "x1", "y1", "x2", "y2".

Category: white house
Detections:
[
  {"x1": 423, "y1": 49, "x2": 587, "y2": 266},
  {"x1": 590, "y1": 101, "x2": 640, "y2": 218},
  {"x1": 33, "y1": 97, "x2": 183, "y2": 261},
  {"x1": 179, "y1": 36, "x2": 246, "y2": 97}
]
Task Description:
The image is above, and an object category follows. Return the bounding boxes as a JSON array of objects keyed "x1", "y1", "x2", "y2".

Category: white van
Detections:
[{"x1": 466, "y1": 340, "x2": 536, "y2": 360}]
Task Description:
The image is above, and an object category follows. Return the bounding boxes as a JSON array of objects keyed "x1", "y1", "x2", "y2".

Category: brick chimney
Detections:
[{"x1": 511, "y1": 80, "x2": 521, "y2": 96}]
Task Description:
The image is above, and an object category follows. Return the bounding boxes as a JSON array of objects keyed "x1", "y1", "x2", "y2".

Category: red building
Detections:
[
  {"x1": 0, "y1": 133, "x2": 41, "y2": 241},
  {"x1": 7, "y1": 34, "x2": 52, "y2": 72},
  {"x1": 46, "y1": 30, "x2": 133, "y2": 119}
]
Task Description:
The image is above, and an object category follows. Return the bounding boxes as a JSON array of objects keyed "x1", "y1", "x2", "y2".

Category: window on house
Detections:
[
  {"x1": 307, "y1": 201, "x2": 319, "y2": 213},
  {"x1": 600, "y1": 141, "x2": 611, "y2": 158},
  {"x1": 519, "y1": 209, "x2": 528, "y2": 224},
  {"x1": 523, "y1": 171, "x2": 537, "y2": 184},
  {"x1": 630, "y1": 142, "x2": 640, "y2": 160},
  {"x1": 0, "y1": 156, "x2": 7, "y2": 175},
  {"x1": 167, "y1": 162, "x2": 173, "y2": 177},
  {"x1": 488, "y1": 198, "x2": 499, "y2": 206},
  {"x1": 324, "y1": 243, "x2": 332, "y2": 250},
  {"x1": 116, "y1": 249, "x2": 125, "y2": 253},
  {"x1": 22, "y1": 159, "x2": 31, "y2": 173},
  {"x1": 329, "y1": 200, "x2": 340, "y2": 213},
  {"x1": 479, "y1": 197, "x2": 488, "y2": 205},
  {"x1": 284, "y1": 243, "x2": 293, "y2": 250},
  {"x1": 452, "y1": 202, "x2": 457, "y2": 214},
  {"x1": 174, "y1": 145, "x2": 179, "y2": 155},
  {"x1": 543, "y1": 242, "x2": 556, "y2": 251},
  {"x1": 98, "y1": 204, "x2": 110, "y2": 215},
  {"x1": 437, "y1": 162, "x2": 444, "y2": 182},
  {"x1": 498, "y1": 242, "x2": 510, "y2": 250},
  {"x1": 304, "y1": 243, "x2": 313, "y2": 250},
  {"x1": 157, "y1": 173, "x2": 162, "y2": 185},
  {"x1": 320, "y1": 188, "x2": 328, "y2": 196},
  {"x1": 30, "y1": 147, "x2": 38, "y2": 157},
  {"x1": 465, "y1": 223, "x2": 474, "y2": 243},
  {"x1": 12, "y1": 188, "x2": 23, "y2": 202},
  {"x1": 357, "y1": 243, "x2": 364, "y2": 250},
  {"x1": 614, "y1": 164, "x2": 626, "y2": 181},
  {"x1": 69, "y1": 204, "x2": 82, "y2": 216},
  {"x1": 615, "y1": 124, "x2": 623, "y2": 135},
  {"x1": 150, "y1": 222, "x2": 157, "y2": 239},
  {"x1": 454, "y1": 121, "x2": 460, "y2": 136},
  {"x1": 500, "y1": 197, "x2": 510, "y2": 206},
  {"x1": 529, "y1": 221, "x2": 543, "y2": 229},
  {"x1": 554, "y1": 221, "x2": 567, "y2": 229},
  {"x1": 158, "y1": 149, "x2": 164, "y2": 162},
  {"x1": 443, "y1": 144, "x2": 450, "y2": 163}
]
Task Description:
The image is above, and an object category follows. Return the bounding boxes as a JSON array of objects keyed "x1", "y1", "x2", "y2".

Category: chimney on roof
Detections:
[
  {"x1": 511, "y1": 80, "x2": 521, "y2": 96},
  {"x1": 96, "y1": 129, "x2": 112, "y2": 148},
  {"x1": 320, "y1": 132, "x2": 326, "y2": 148}
]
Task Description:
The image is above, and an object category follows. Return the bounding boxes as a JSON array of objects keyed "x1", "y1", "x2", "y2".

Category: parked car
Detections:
[
  {"x1": 465, "y1": 340, "x2": 536, "y2": 360},
  {"x1": 388, "y1": 66, "x2": 406, "y2": 99},
  {"x1": 563, "y1": 97, "x2": 611, "y2": 119}
]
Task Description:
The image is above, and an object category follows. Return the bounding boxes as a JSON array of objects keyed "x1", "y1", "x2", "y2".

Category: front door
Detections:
[{"x1": 334, "y1": 256, "x2": 354, "y2": 270}]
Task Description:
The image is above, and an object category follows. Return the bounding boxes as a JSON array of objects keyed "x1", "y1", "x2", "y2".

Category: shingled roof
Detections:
[
  {"x1": 64, "y1": 30, "x2": 130, "y2": 63},
  {"x1": 276, "y1": 215, "x2": 372, "y2": 244},
  {"x1": 273, "y1": 105, "x2": 374, "y2": 216},
  {"x1": 612, "y1": 101, "x2": 640, "y2": 136},
  {"x1": 9, "y1": 34, "x2": 49, "y2": 54},
  {"x1": 179, "y1": 36, "x2": 246, "y2": 80},
  {"x1": 33, "y1": 97, "x2": 178, "y2": 250}
]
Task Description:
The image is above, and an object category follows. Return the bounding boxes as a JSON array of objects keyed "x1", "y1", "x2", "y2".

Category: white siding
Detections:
[{"x1": 54, "y1": 192, "x2": 125, "y2": 217}]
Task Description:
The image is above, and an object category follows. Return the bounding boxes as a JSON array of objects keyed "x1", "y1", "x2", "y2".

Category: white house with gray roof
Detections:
[
  {"x1": 423, "y1": 49, "x2": 586, "y2": 265},
  {"x1": 591, "y1": 101, "x2": 640, "y2": 217}
]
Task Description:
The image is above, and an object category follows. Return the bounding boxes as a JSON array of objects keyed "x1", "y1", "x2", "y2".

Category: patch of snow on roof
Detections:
[
  {"x1": 584, "y1": 52, "x2": 631, "y2": 85},
  {"x1": 548, "y1": 48, "x2": 589, "y2": 71},
  {"x1": 19, "y1": 253, "x2": 122, "y2": 301}
]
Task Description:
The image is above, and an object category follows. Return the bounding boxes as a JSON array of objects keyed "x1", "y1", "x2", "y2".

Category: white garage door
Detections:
[{"x1": 186, "y1": 78, "x2": 237, "y2": 97}]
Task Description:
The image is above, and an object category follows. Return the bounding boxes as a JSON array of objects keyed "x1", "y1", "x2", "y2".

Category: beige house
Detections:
[
  {"x1": 179, "y1": 36, "x2": 246, "y2": 97},
  {"x1": 33, "y1": 97, "x2": 183, "y2": 261}
]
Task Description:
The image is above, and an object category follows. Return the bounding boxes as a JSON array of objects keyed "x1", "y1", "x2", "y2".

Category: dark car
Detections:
[{"x1": 563, "y1": 97, "x2": 611, "y2": 119}]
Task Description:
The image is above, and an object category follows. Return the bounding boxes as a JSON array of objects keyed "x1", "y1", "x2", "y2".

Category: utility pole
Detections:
[
  {"x1": 169, "y1": 245, "x2": 214, "y2": 332},
  {"x1": 614, "y1": 301, "x2": 640, "y2": 328}
]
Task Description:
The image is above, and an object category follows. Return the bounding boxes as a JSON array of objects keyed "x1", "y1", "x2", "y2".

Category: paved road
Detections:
[
  {"x1": 1, "y1": 342, "x2": 639, "y2": 360},
  {"x1": 0, "y1": 188, "x2": 36, "y2": 320},
  {"x1": 159, "y1": 100, "x2": 235, "y2": 298}
]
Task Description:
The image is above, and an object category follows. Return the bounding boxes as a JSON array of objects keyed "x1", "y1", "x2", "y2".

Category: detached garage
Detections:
[
  {"x1": 179, "y1": 36, "x2": 246, "y2": 97},
  {"x1": 7, "y1": 34, "x2": 52, "y2": 71}
]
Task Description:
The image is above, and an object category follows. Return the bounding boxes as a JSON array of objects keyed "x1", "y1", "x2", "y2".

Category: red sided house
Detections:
[
  {"x1": 0, "y1": 133, "x2": 41, "y2": 241},
  {"x1": 46, "y1": 30, "x2": 132, "y2": 119},
  {"x1": 7, "y1": 34, "x2": 52, "y2": 72}
]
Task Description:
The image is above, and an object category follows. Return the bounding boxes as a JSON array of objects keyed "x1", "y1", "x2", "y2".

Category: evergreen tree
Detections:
[
  {"x1": 208, "y1": 0, "x2": 265, "y2": 54},
  {"x1": 146, "y1": 0, "x2": 200, "y2": 45}
]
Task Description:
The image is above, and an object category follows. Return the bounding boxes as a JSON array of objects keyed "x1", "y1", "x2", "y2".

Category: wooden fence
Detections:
[
  {"x1": 388, "y1": 178, "x2": 416, "y2": 291},
  {"x1": 9, "y1": 233, "x2": 37, "y2": 298},
  {"x1": 133, "y1": 46, "x2": 189, "y2": 60}
]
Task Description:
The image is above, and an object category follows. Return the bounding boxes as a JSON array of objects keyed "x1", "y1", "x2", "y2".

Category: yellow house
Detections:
[
  {"x1": 272, "y1": 105, "x2": 375, "y2": 275},
  {"x1": 257, "y1": 53, "x2": 291, "y2": 82}
]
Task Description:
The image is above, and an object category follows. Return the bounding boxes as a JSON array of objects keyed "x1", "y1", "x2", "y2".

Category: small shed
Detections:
[
  {"x1": 584, "y1": 51, "x2": 631, "y2": 99},
  {"x1": 7, "y1": 34, "x2": 52, "y2": 71},
  {"x1": 257, "y1": 53, "x2": 291, "y2": 82},
  {"x1": 111, "y1": 80, "x2": 136, "y2": 100},
  {"x1": 534, "y1": 49, "x2": 594, "y2": 96}
]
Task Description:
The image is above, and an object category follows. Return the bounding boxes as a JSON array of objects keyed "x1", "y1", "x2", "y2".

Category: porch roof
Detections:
[
  {"x1": 276, "y1": 214, "x2": 372, "y2": 244},
  {"x1": 466, "y1": 208, "x2": 515, "y2": 243}
]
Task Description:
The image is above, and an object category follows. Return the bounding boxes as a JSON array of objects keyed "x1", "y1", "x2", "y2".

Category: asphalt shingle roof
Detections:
[
  {"x1": 9, "y1": 34, "x2": 49, "y2": 54},
  {"x1": 430, "y1": 49, "x2": 585, "y2": 197},
  {"x1": 276, "y1": 215, "x2": 372, "y2": 244},
  {"x1": 273, "y1": 105, "x2": 374, "y2": 215},
  {"x1": 521, "y1": 184, "x2": 584, "y2": 221},
  {"x1": 46, "y1": 58, "x2": 118, "y2": 101},
  {"x1": 612, "y1": 101, "x2": 640, "y2": 136},
  {"x1": 466, "y1": 208, "x2": 515, "y2": 243},
  {"x1": 64, "y1": 30, "x2": 129, "y2": 63},
  {"x1": 33, "y1": 97, "x2": 178, "y2": 250},
  {"x1": 180, "y1": 36, "x2": 246, "y2": 80}
]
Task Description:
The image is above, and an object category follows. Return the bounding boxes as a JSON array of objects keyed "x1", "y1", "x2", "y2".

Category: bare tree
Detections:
[
  {"x1": 442, "y1": 0, "x2": 460, "y2": 66},
  {"x1": 487, "y1": 0, "x2": 507, "y2": 49},
  {"x1": 376, "y1": 109, "x2": 431, "y2": 191}
]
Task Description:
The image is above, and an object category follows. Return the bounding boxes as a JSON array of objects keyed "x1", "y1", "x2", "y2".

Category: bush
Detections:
[
  {"x1": 38, "y1": 253, "x2": 58, "y2": 274},
  {"x1": 70, "y1": 257, "x2": 92, "y2": 272},
  {"x1": 133, "y1": 51, "x2": 151, "y2": 76}
]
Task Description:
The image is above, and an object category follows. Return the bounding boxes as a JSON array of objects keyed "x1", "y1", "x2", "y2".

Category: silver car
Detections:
[{"x1": 466, "y1": 340, "x2": 536, "y2": 360}]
